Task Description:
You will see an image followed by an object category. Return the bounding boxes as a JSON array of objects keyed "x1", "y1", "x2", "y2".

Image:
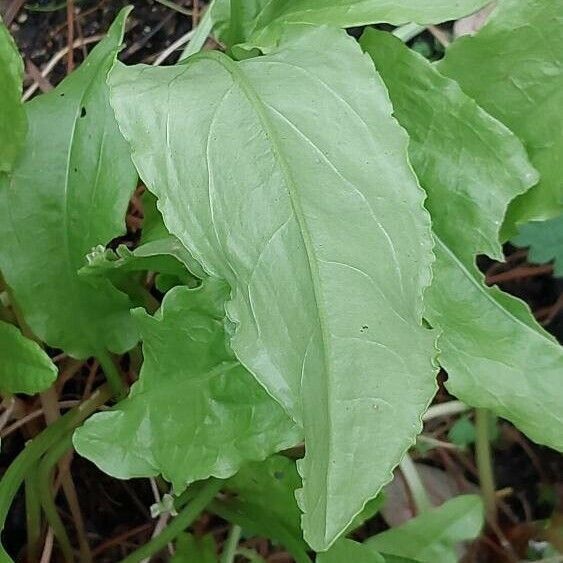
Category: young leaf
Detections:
[
  {"x1": 361, "y1": 30, "x2": 563, "y2": 452},
  {"x1": 366, "y1": 495, "x2": 483, "y2": 563},
  {"x1": 0, "y1": 8, "x2": 138, "y2": 358},
  {"x1": 211, "y1": 0, "x2": 491, "y2": 49},
  {"x1": 80, "y1": 239, "x2": 199, "y2": 284},
  {"x1": 0, "y1": 19, "x2": 26, "y2": 172},
  {"x1": 0, "y1": 320, "x2": 57, "y2": 394},
  {"x1": 439, "y1": 0, "x2": 563, "y2": 227},
  {"x1": 73, "y1": 280, "x2": 300, "y2": 491},
  {"x1": 513, "y1": 215, "x2": 563, "y2": 277},
  {"x1": 109, "y1": 27, "x2": 437, "y2": 550},
  {"x1": 318, "y1": 539, "x2": 385, "y2": 563}
]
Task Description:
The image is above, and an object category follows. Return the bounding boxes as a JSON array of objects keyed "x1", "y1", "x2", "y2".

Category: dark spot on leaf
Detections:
[
  {"x1": 274, "y1": 471, "x2": 284, "y2": 480},
  {"x1": 360, "y1": 325, "x2": 368, "y2": 333},
  {"x1": 60, "y1": 93, "x2": 65, "y2": 97},
  {"x1": 80, "y1": 107, "x2": 87, "y2": 118}
]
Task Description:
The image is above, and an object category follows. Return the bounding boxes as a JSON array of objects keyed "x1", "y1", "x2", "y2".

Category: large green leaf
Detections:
[
  {"x1": 0, "y1": 19, "x2": 26, "y2": 172},
  {"x1": 211, "y1": 0, "x2": 491, "y2": 49},
  {"x1": 0, "y1": 9, "x2": 138, "y2": 358},
  {"x1": 439, "y1": 0, "x2": 563, "y2": 227},
  {"x1": 367, "y1": 495, "x2": 483, "y2": 563},
  {"x1": 513, "y1": 215, "x2": 563, "y2": 277},
  {"x1": 0, "y1": 320, "x2": 57, "y2": 394},
  {"x1": 73, "y1": 280, "x2": 300, "y2": 490},
  {"x1": 109, "y1": 27, "x2": 437, "y2": 550},
  {"x1": 319, "y1": 539, "x2": 385, "y2": 563},
  {"x1": 361, "y1": 30, "x2": 563, "y2": 452}
]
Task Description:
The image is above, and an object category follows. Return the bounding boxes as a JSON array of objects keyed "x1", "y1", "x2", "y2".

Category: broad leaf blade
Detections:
[
  {"x1": 0, "y1": 19, "x2": 26, "y2": 172},
  {"x1": 0, "y1": 320, "x2": 56, "y2": 394},
  {"x1": 110, "y1": 27, "x2": 437, "y2": 550},
  {"x1": 73, "y1": 280, "x2": 300, "y2": 490},
  {"x1": 211, "y1": 0, "x2": 491, "y2": 49},
  {"x1": 439, "y1": 0, "x2": 563, "y2": 227},
  {"x1": 319, "y1": 539, "x2": 385, "y2": 563},
  {"x1": 0, "y1": 9, "x2": 138, "y2": 358},
  {"x1": 367, "y1": 495, "x2": 483, "y2": 563},
  {"x1": 361, "y1": 30, "x2": 563, "y2": 452},
  {"x1": 513, "y1": 215, "x2": 563, "y2": 277}
]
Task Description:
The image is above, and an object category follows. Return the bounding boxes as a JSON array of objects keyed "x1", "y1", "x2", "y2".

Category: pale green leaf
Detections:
[
  {"x1": 0, "y1": 320, "x2": 56, "y2": 394},
  {"x1": 367, "y1": 495, "x2": 483, "y2": 563},
  {"x1": 513, "y1": 215, "x2": 563, "y2": 277},
  {"x1": 109, "y1": 27, "x2": 437, "y2": 550},
  {"x1": 0, "y1": 8, "x2": 138, "y2": 358},
  {"x1": 439, "y1": 0, "x2": 563, "y2": 227},
  {"x1": 80, "y1": 240, "x2": 197, "y2": 283},
  {"x1": 172, "y1": 533, "x2": 217, "y2": 563},
  {"x1": 0, "y1": 19, "x2": 26, "y2": 172},
  {"x1": 361, "y1": 30, "x2": 563, "y2": 451},
  {"x1": 73, "y1": 280, "x2": 300, "y2": 491},
  {"x1": 211, "y1": 0, "x2": 491, "y2": 49},
  {"x1": 319, "y1": 539, "x2": 385, "y2": 563}
]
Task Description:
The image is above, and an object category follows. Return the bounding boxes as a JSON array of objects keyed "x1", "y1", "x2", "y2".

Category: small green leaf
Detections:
[
  {"x1": 448, "y1": 416, "x2": 476, "y2": 448},
  {"x1": 367, "y1": 495, "x2": 484, "y2": 563},
  {"x1": 361, "y1": 29, "x2": 563, "y2": 452},
  {"x1": 73, "y1": 280, "x2": 300, "y2": 491},
  {"x1": 0, "y1": 19, "x2": 26, "y2": 172},
  {"x1": 0, "y1": 320, "x2": 56, "y2": 394},
  {"x1": 318, "y1": 539, "x2": 385, "y2": 563},
  {"x1": 0, "y1": 8, "x2": 138, "y2": 359},
  {"x1": 211, "y1": 0, "x2": 491, "y2": 49},
  {"x1": 439, "y1": 0, "x2": 563, "y2": 227},
  {"x1": 513, "y1": 215, "x2": 563, "y2": 277},
  {"x1": 110, "y1": 26, "x2": 437, "y2": 550},
  {"x1": 172, "y1": 533, "x2": 217, "y2": 563},
  {"x1": 80, "y1": 239, "x2": 198, "y2": 284},
  {"x1": 226, "y1": 455, "x2": 303, "y2": 542}
]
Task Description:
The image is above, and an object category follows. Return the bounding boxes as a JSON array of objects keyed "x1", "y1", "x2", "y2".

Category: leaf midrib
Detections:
[{"x1": 191, "y1": 49, "x2": 334, "y2": 520}]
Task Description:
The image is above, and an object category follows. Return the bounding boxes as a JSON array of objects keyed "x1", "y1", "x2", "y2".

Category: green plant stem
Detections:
[
  {"x1": 475, "y1": 408, "x2": 497, "y2": 523},
  {"x1": 120, "y1": 479, "x2": 222, "y2": 563},
  {"x1": 96, "y1": 350, "x2": 126, "y2": 399},
  {"x1": 25, "y1": 469, "x2": 41, "y2": 563},
  {"x1": 393, "y1": 22, "x2": 426, "y2": 42},
  {"x1": 209, "y1": 500, "x2": 313, "y2": 563},
  {"x1": 154, "y1": 0, "x2": 192, "y2": 17},
  {"x1": 399, "y1": 453, "x2": 431, "y2": 514},
  {"x1": 0, "y1": 385, "x2": 111, "y2": 560},
  {"x1": 221, "y1": 524, "x2": 242, "y2": 563},
  {"x1": 38, "y1": 435, "x2": 74, "y2": 563}
]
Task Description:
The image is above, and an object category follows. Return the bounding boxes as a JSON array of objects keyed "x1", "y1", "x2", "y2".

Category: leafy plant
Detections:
[
  {"x1": 513, "y1": 214, "x2": 563, "y2": 276},
  {"x1": 0, "y1": 0, "x2": 562, "y2": 560},
  {"x1": 0, "y1": 17, "x2": 26, "y2": 172}
]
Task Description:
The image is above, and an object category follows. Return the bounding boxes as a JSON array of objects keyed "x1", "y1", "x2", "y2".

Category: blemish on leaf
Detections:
[{"x1": 80, "y1": 107, "x2": 87, "y2": 118}]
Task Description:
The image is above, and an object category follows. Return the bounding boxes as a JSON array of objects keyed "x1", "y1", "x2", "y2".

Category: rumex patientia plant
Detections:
[{"x1": 0, "y1": 0, "x2": 562, "y2": 560}]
